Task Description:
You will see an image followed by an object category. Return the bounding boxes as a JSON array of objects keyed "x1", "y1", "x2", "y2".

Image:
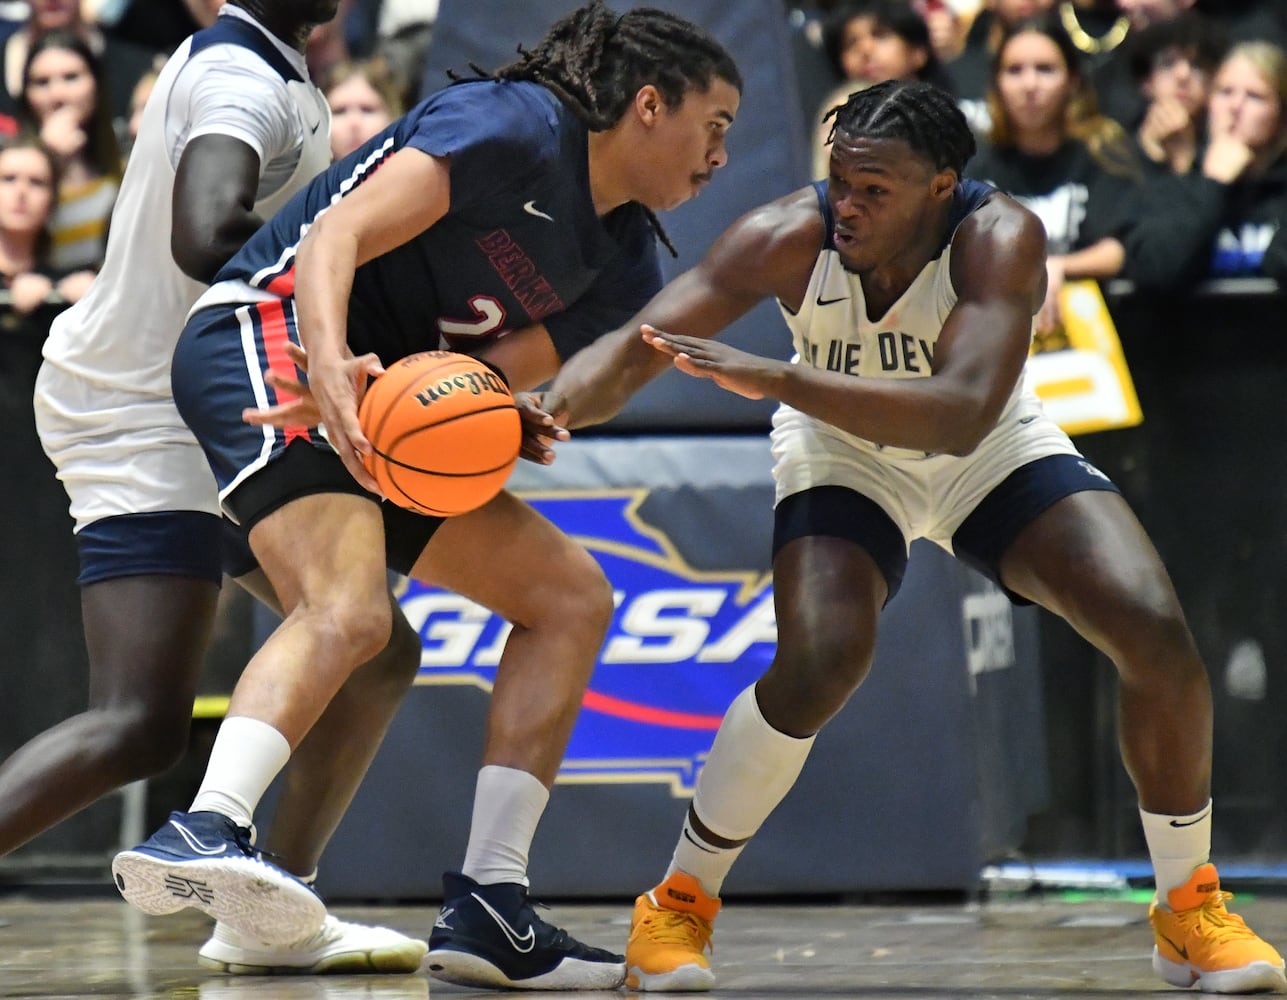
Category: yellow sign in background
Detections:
[{"x1": 1028, "y1": 280, "x2": 1143, "y2": 436}]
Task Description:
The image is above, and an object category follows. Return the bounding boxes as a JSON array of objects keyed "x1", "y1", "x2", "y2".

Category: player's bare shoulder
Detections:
[
  {"x1": 702, "y1": 185, "x2": 826, "y2": 306},
  {"x1": 950, "y1": 191, "x2": 1048, "y2": 306}
]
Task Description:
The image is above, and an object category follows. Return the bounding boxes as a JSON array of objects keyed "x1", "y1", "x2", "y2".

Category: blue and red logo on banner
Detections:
[{"x1": 396, "y1": 491, "x2": 776, "y2": 796}]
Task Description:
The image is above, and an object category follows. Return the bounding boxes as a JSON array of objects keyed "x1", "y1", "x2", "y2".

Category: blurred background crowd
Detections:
[{"x1": 0, "y1": 0, "x2": 1283, "y2": 339}]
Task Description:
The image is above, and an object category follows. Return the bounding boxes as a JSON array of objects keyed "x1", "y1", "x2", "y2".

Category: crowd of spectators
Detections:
[
  {"x1": 801, "y1": 0, "x2": 1287, "y2": 296},
  {"x1": 0, "y1": 0, "x2": 432, "y2": 326},
  {"x1": 0, "y1": 0, "x2": 1284, "y2": 336}
]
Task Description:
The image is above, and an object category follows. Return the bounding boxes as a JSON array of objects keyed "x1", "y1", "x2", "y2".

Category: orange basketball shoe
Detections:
[
  {"x1": 1150, "y1": 863, "x2": 1286, "y2": 993},
  {"x1": 625, "y1": 872, "x2": 721, "y2": 992}
]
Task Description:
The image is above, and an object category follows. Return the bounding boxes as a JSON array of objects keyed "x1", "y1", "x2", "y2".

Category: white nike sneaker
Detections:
[
  {"x1": 113, "y1": 810, "x2": 324, "y2": 946},
  {"x1": 198, "y1": 914, "x2": 428, "y2": 974}
]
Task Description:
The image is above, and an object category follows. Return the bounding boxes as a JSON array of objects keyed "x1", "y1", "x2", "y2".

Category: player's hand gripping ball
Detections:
[{"x1": 357, "y1": 351, "x2": 521, "y2": 516}]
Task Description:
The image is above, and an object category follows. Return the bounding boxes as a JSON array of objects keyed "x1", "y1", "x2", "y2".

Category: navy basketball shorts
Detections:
[
  {"x1": 770, "y1": 401, "x2": 1120, "y2": 604},
  {"x1": 174, "y1": 299, "x2": 445, "y2": 577}
]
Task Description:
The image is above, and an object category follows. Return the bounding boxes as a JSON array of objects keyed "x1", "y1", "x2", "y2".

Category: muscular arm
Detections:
[
  {"x1": 171, "y1": 134, "x2": 265, "y2": 283},
  {"x1": 651, "y1": 195, "x2": 1048, "y2": 457},
  {"x1": 543, "y1": 186, "x2": 824, "y2": 428},
  {"x1": 294, "y1": 147, "x2": 452, "y2": 485},
  {"x1": 294, "y1": 147, "x2": 450, "y2": 367}
]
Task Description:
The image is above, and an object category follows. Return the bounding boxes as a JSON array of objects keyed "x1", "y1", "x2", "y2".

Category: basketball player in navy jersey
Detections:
[
  {"x1": 113, "y1": 3, "x2": 742, "y2": 990},
  {"x1": 21, "y1": 0, "x2": 429, "y2": 976},
  {"x1": 536, "y1": 79, "x2": 1286, "y2": 994}
]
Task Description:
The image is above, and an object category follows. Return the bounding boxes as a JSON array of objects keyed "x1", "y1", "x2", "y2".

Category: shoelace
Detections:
[
  {"x1": 229, "y1": 823, "x2": 258, "y2": 858},
  {"x1": 1179, "y1": 892, "x2": 1257, "y2": 943},
  {"x1": 500, "y1": 890, "x2": 565, "y2": 947},
  {"x1": 641, "y1": 908, "x2": 713, "y2": 954}
]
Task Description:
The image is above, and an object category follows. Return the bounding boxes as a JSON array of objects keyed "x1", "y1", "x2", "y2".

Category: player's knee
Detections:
[
  {"x1": 531, "y1": 543, "x2": 615, "y2": 636},
  {"x1": 765, "y1": 629, "x2": 874, "y2": 729},
  {"x1": 109, "y1": 706, "x2": 190, "y2": 779},
  {"x1": 309, "y1": 596, "x2": 394, "y2": 667},
  {"x1": 1102, "y1": 577, "x2": 1194, "y2": 661}
]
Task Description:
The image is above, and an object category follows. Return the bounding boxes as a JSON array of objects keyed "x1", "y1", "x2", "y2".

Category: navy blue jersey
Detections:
[{"x1": 211, "y1": 79, "x2": 663, "y2": 365}]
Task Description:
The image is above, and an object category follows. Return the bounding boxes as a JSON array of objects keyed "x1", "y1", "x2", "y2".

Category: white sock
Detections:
[
  {"x1": 1140, "y1": 799, "x2": 1212, "y2": 899},
  {"x1": 461, "y1": 765, "x2": 550, "y2": 887},
  {"x1": 668, "y1": 685, "x2": 815, "y2": 898},
  {"x1": 190, "y1": 716, "x2": 291, "y2": 829}
]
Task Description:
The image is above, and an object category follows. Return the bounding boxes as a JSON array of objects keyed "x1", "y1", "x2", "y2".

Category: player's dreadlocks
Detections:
[
  {"x1": 452, "y1": 2, "x2": 742, "y2": 256},
  {"x1": 822, "y1": 80, "x2": 976, "y2": 177}
]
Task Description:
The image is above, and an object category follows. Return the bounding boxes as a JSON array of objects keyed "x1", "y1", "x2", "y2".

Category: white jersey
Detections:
[
  {"x1": 776, "y1": 180, "x2": 1040, "y2": 463},
  {"x1": 770, "y1": 180, "x2": 1079, "y2": 546},
  {"x1": 40, "y1": 6, "x2": 332, "y2": 394}
]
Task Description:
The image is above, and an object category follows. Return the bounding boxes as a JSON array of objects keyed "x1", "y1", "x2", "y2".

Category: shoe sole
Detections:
[
  {"x1": 426, "y1": 947, "x2": 625, "y2": 990},
  {"x1": 626, "y1": 962, "x2": 716, "y2": 992},
  {"x1": 198, "y1": 940, "x2": 428, "y2": 975},
  {"x1": 1153, "y1": 948, "x2": 1287, "y2": 994},
  {"x1": 112, "y1": 850, "x2": 325, "y2": 946}
]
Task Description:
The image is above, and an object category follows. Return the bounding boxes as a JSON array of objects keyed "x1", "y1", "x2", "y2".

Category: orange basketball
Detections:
[{"x1": 357, "y1": 351, "x2": 521, "y2": 516}]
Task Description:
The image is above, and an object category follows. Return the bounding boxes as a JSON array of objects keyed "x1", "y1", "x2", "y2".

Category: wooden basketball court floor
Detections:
[{"x1": 4, "y1": 886, "x2": 1287, "y2": 999}]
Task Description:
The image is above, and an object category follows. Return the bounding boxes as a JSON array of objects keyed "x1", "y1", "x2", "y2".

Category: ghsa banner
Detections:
[{"x1": 395, "y1": 491, "x2": 776, "y2": 796}]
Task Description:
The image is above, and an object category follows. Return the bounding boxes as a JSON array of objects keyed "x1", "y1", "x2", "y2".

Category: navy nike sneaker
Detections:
[
  {"x1": 426, "y1": 871, "x2": 625, "y2": 990},
  {"x1": 111, "y1": 810, "x2": 325, "y2": 946}
]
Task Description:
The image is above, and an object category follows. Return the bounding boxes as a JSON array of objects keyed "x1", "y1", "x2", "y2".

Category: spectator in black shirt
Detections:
[
  {"x1": 1125, "y1": 12, "x2": 1227, "y2": 177},
  {"x1": 1127, "y1": 41, "x2": 1287, "y2": 290},
  {"x1": 966, "y1": 11, "x2": 1141, "y2": 333}
]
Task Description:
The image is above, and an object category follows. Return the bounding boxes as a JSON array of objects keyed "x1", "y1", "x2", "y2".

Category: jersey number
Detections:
[{"x1": 437, "y1": 295, "x2": 508, "y2": 340}]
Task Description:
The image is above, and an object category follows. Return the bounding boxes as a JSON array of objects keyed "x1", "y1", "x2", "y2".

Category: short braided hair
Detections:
[
  {"x1": 454, "y1": 2, "x2": 742, "y2": 256},
  {"x1": 823, "y1": 79, "x2": 976, "y2": 176}
]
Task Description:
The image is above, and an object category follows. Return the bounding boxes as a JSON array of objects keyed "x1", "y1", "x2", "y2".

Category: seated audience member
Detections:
[
  {"x1": 948, "y1": 0, "x2": 1056, "y2": 133},
  {"x1": 321, "y1": 57, "x2": 402, "y2": 161},
  {"x1": 0, "y1": 134, "x2": 90, "y2": 334},
  {"x1": 1092, "y1": 1, "x2": 1219, "y2": 134},
  {"x1": 965, "y1": 11, "x2": 1141, "y2": 334},
  {"x1": 1126, "y1": 12, "x2": 1227, "y2": 177},
  {"x1": 1127, "y1": 41, "x2": 1287, "y2": 291},
  {"x1": 18, "y1": 30, "x2": 121, "y2": 271},
  {"x1": 813, "y1": 0, "x2": 951, "y2": 178},
  {"x1": 0, "y1": 0, "x2": 157, "y2": 134}
]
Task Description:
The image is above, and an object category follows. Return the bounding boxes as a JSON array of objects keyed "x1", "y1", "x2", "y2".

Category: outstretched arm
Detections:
[
  {"x1": 541, "y1": 186, "x2": 824, "y2": 429},
  {"x1": 645, "y1": 195, "x2": 1048, "y2": 457}
]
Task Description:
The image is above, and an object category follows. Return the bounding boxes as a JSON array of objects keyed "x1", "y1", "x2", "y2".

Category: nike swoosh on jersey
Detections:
[
  {"x1": 169, "y1": 820, "x2": 228, "y2": 856},
  {"x1": 816, "y1": 295, "x2": 848, "y2": 306},
  {"x1": 472, "y1": 893, "x2": 536, "y2": 952},
  {"x1": 523, "y1": 200, "x2": 554, "y2": 222}
]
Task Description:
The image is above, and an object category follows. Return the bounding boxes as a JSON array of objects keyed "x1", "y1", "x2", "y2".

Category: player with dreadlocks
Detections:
[
  {"x1": 534, "y1": 78, "x2": 1286, "y2": 992},
  {"x1": 111, "y1": 2, "x2": 741, "y2": 990}
]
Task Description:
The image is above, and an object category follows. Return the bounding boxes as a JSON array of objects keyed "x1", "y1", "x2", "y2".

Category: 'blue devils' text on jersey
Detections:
[
  {"x1": 775, "y1": 178, "x2": 1042, "y2": 463},
  {"x1": 198, "y1": 79, "x2": 663, "y2": 365}
]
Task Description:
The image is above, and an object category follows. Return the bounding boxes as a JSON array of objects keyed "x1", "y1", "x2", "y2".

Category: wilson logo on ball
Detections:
[{"x1": 414, "y1": 370, "x2": 510, "y2": 408}]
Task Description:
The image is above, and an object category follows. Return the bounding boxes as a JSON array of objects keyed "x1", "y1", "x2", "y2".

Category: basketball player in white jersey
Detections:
[
  {"x1": 535, "y1": 79, "x2": 1286, "y2": 994},
  {"x1": 21, "y1": 0, "x2": 427, "y2": 975}
]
